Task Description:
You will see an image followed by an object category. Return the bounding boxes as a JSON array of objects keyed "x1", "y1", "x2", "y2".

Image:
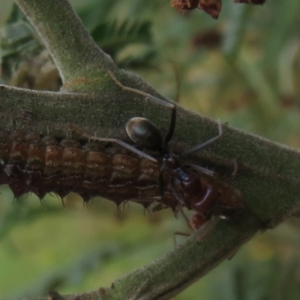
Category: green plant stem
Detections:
[
  {"x1": 15, "y1": 0, "x2": 114, "y2": 84},
  {"x1": 22, "y1": 214, "x2": 260, "y2": 300},
  {"x1": 2, "y1": 0, "x2": 300, "y2": 299}
]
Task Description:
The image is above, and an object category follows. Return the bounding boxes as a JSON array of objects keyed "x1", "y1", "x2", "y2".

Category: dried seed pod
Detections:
[
  {"x1": 171, "y1": 0, "x2": 223, "y2": 19},
  {"x1": 234, "y1": 0, "x2": 266, "y2": 4},
  {"x1": 172, "y1": 0, "x2": 200, "y2": 11},
  {"x1": 199, "y1": 0, "x2": 222, "y2": 19}
]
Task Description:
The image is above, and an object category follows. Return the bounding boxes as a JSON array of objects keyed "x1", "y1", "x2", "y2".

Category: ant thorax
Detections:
[{"x1": 162, "y1": 152, "x2": 180, "y2": 169}]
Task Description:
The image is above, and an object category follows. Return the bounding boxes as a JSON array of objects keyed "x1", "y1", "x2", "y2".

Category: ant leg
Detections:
[
  {"x1": 158, "y1": 171, "x2": 165, "y2": 197},
  {"x1": 169, "y1": 180, "x2": 194, "y2": 231},
  {"x1": 173, "y1": 231, "x2": 190, "y2": 247},
  {"x1": 69, "y1": 124, "x2": 158, "y2": 163},
  {"x1": 181, "y1": 121, "x2": 223, "y2": 156},
  {"x1": 223, "y1": 159, "x2": 239, "y2": 197},
  {"x1": 223, "y1": 159, "x2": 238, "y2": 193},
  {"x1": 194, "y1": 216, "x2": 217, "y2": 241},
  {"x1": 173, "y1": 216, "x2": 216, "y2": 245},
  {"x1": 108, "y1": 71, "x2": 177, "y2": 145},
  {"x1": 184, "y1": 164, "x2": 216, "y2": 177},
  {"x1": 165, "y1": 105, "x2": 176, "y2": 145},
  {"x1": 169, "y1": 179, "x2": 185, "y2": 206},
  {"x1": 134, "y1": 196, "x2": 162, "y2": 209},
  {"x1": 178, "y1": 204, "x2": 193, "y2": 231}
]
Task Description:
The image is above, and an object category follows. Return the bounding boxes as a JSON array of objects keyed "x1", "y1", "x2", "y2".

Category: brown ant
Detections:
[
  {"x1": 73, "y1": 71, "x2": 244, "y2": 234},
  {"x1": 107, "y1": 71, "x2": 243, "y2": 232}
]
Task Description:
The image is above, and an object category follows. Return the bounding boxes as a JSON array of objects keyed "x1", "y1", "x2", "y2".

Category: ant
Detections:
[
  {"x1": 107, "y1": 71, "x2": 243, "y2": 231},
  {"x1": 72, "y1": 71, "x2": 244, "y2": 234}
]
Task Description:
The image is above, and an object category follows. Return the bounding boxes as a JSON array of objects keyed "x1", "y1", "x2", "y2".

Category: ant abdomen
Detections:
[
  {"x1": 126, "y1": 117, "x2": 163, "y2": 150},
  {"x1": 191, "y1": 182, "x2": 218, "y2": 214}
]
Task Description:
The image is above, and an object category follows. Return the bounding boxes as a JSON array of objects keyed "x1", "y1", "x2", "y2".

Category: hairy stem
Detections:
[
  {"x1": 3, "y1": 0, "x2": 300, "y2": 299},
  {"x1": 15, "y1": 0, "x2": 114, "y2": 84}
]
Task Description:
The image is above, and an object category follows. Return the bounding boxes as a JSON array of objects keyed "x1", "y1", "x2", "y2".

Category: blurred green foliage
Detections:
[
  {"x1": 1, "y1": 0, "x2": 300, "y2": 299},
  {"x1": 0, "y1": 1, "x2": 156, "y2": 86}
]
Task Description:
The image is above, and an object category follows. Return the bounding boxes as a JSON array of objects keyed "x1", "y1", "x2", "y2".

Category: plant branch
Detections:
[
  {"x1": 15, "y1": 0, "x2": 115, "y2": 84},
  {"x1": 18, "y1": 214, "x2": 260, "y2": 300},
  {"x1": 3, "y1": 0, "x2": 300, "y2": 299}
]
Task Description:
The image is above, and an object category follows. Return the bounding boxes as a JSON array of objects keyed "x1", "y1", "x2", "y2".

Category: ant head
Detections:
[
  {"x1": 126, "y1": 117, "x2": 164, "y2": 151},
  {"x1": 162, "y1": 152, "x2": 179, "y2": 169}
]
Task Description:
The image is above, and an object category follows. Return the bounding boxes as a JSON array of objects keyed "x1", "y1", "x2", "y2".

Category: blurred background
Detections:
[{"x1": 1, "y1": 0, "x2": 300, "y2": 299}]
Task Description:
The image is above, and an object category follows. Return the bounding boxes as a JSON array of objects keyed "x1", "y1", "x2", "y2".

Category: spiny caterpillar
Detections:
[{"x1": 0, "y1": 130, "x2": 178, "y2": 210}]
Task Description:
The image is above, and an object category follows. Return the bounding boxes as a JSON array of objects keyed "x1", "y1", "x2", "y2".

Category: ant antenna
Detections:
[
  {"x1": 222, "y1": 159, "x2": 239, "y2": 203},
  {"x1": 164, "y1": 105, "x2": 176, "y2": 146},
  {"x1": 182, "y1": 121, "x2": 223, "y2": 157},
  {"x1": 108, "y1": 71, "x2": 177, "y2": 148}
]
